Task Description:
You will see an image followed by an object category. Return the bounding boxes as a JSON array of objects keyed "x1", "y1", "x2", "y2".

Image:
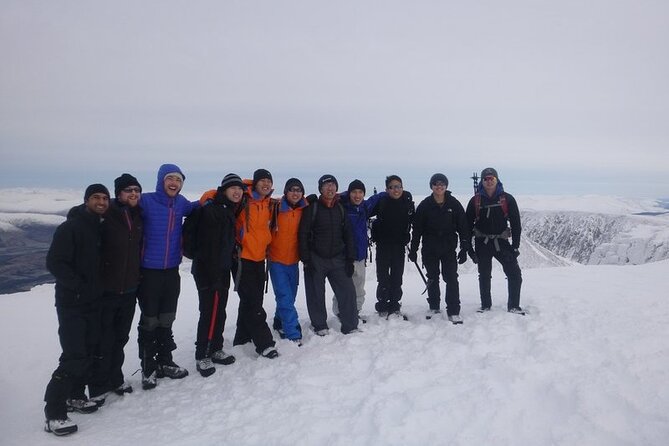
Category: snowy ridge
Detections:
[{"x1": 522, "y1": 211, "x2": 669, "y2": 265}]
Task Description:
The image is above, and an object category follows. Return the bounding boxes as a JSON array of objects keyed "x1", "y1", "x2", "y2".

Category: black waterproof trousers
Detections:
[
  {"x1": 89, "y1": 293, "x2": 136, "y2": 397},
  {"x1": 195, "y1": 273, "x2": 231, "y2": 360},
  {"x1": 232, "y1": 259, "x2": 275, "y2": 354},
  {"x1": 374, "y1": 242, "x2": 405, "y2": 313},
  {"x1": 422, "y1": 250, "x2": 461, "y2": 316},
  {"x1": 44, "y1": 303, "x2": 101, "y2": 420},
  {"x1": 475, "y1": 239, "x2": 522, "y2": 310},
  {"x1": 137, "y1": 268, "x2": 180, "y2": 373}
]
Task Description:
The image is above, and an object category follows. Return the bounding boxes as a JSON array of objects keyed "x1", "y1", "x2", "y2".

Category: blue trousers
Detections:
[{"x1": 269, "y1": 261, "x2": 302, "y2": 340}]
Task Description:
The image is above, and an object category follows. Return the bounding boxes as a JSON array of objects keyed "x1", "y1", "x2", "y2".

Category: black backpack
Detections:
[{"x1": 182, "y1": 200, "x2": 214, "y2": 260}]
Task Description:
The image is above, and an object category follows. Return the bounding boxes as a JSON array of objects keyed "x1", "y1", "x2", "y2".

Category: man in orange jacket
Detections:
[{"x1": 232, "y1": 169, "x2": 278, "y2": 358}]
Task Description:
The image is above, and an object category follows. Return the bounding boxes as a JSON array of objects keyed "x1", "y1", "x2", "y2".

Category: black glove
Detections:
[
  {"x1": 513, "y1": 248, "x2": 520, "y2": 258},
  {"x1": 408, "y1": 250, "x2": 418, "y2": 263},
  {"x1": 468, "y1": 248, "x2": 478, "y2": 264},
  {"x1": 345, "y1": 260, "x2": 355, "y2": 278},
  {"x1": 457, "y1": 250, "x2": 467, "y2": 264},
  {"x1": 306, "y1": 194, "x2": 318, "y2": 204}
]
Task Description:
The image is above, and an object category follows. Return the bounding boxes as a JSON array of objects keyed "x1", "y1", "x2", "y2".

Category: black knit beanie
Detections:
[
  {"x1": 114, "y1": 173, "x2": 142, "y2": 197},
  {"x1": 84, "y1": 184, "x2": 110, "y2": 201},
  {"x1": 318, "y1": 174, "x2": 338, "y2": 192},
  {"x1": 347, "y1": 179, "x2": 366, "y2": 194},
  {"x1": 429, "y1": 173, "x2": 448, "y2": 188},
  {"x1": 284, "y1": 178, "x2": 305, "y2": 195},
  {"x1": 252, "y1": 169, "x2": 273, "y2": 187}
]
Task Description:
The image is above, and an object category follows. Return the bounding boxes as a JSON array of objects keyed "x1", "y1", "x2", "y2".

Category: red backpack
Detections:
[{"x1": 474, "y1": 193, "x2": 508, "y2": 221}]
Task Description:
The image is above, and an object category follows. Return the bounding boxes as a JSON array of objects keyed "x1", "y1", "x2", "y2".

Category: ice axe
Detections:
[{"x1": 412, "y1": 260, "x2": 429, "y2": 295}]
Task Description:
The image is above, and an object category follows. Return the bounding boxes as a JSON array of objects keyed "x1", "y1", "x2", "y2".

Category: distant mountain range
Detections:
[{"x1": 1, "y1": 189, "x2": 667, "y2": 294}]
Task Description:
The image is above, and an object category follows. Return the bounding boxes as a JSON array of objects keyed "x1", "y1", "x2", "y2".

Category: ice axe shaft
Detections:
[{"x1": 413, "y1": 260, "x2": 429, "y2": 295}]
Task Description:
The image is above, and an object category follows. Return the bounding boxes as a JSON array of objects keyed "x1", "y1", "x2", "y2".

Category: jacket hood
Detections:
[
  {"x1": 477, "y1": 180, "x2": 505, "y2": 198},
  {"x1": 155, "y1": 164, "x2": 185, "y2": 195}
]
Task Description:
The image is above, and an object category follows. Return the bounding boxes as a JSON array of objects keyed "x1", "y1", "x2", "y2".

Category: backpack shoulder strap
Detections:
[
  {"x1": 499, "y1": 193, "x2": 509, "y2": 218},
  {"x1": 474, "y1": 193, "x2": 482, "y2": 221}
]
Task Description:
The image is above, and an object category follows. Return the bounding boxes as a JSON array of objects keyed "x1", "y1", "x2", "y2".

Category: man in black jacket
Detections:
[
  {"x1": 409, "y1": 173, "x2": 471, "y2": 323},
  {"x1": 43, "y1": 184, "x2": 109, "y2": 436},
  {"x1": 370, "y1": 175, "x2": 414, "y2": 317},
  {"x1": 465, "y1": 167, "x2": 524, "y2": 314},
  {"x1": 88, "y1": 174, "x2": 143, "y2": 403},
  {"x1": 191, "y1": 173, "x2": 242, "y2": 376},
  {"x1": 298, "y1": 174, "x2": 359, "y2": 335}
]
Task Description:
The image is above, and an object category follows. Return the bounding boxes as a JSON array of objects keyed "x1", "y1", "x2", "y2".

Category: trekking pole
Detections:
[
  {"x1": 205, "y1": 290, "x2": 221, "y2": 358},
  {"x1": 412, "y1": 260, "x2": 429, "y2": 295},
  {"x1": 471, "y1": 172, "x2": 479, "y2": 194}
]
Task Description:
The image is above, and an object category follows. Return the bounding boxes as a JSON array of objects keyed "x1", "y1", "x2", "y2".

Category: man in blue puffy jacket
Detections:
[{"x1": 137, "y1": 164, "x2": 199, "y2": 389}]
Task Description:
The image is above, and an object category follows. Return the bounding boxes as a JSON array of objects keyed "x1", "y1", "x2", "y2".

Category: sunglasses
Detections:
[
  {"x1": 122, "y1": 187, "x2": 141, "y2": 193},
  {"x1": 287, "y1": 187, "x2": 303, "y2": 193},
  {"x1": 431, "y1": 181, "x2": 447, "y2": 188},
  {"x1": 483, "y1": 176, "x2": 496, "y2": 182},
  {"x1": 387, "y1": 184, "x2": 403, "y2": 190}
]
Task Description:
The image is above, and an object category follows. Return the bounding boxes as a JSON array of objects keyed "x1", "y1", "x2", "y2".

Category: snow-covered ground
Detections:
[{"x1": 1, "y1": 259, "x2": 668, "y2": 445}]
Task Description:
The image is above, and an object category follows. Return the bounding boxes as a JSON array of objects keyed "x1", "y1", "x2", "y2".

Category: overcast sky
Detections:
[{"x1": 1, "y1": 0, "x2": 668, "y2": 197}]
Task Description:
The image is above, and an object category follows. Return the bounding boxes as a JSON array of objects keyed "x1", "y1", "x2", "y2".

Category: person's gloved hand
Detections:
[
  {"x1": 345, "y1": 260, "x2": 355, "y2": 278},
  {"x1": 457, "y1": 250, "x2": 468, "y2": 264},
  {"x1": 468, "y1": 248, "x2": 478, "y2": 264},
  {"x1": 513, "y1": 248, "x2": 520, "y2": 258},
  {"x1": 408, "y1": 250, "x2": 418, "y2": 263}
]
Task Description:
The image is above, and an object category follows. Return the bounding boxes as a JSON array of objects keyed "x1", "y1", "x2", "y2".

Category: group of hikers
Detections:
[{"x1": 43, "y1": 164, "x2": 523, "y2": 436}]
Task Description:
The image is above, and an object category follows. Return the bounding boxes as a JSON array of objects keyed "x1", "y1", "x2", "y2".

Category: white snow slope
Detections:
[{"x1": 1, "y1": 260, "x2": 668, "y2": 446}]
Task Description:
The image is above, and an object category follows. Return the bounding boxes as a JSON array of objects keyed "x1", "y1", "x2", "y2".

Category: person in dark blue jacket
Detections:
[
  {"x1": 137, "y1": 164, "x2": 199, "y2": 389},
  {"x1": 332, "y1": 179, "x2": 384, "y2": 322}
]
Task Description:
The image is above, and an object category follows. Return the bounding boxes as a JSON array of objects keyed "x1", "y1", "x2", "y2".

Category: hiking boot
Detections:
[
  {"x1": 387, "y1": 311, "x2": 409, "y2": 321},
  {"x1": 448, "y1": 314, "x2": 463, "y2": 325},
  {"x1": 426, "y1": 309, "x2": 441, "y2": 319},
  {"x1": 156, "y1": 360, "x2": 189, "y2": 379},
  {"x1": 477, "y1": 306, "x2": 491, "y2": 313},
  {"x1": 508, "y1": 307, "x2": 526, "y2": 315},
  {"x1": 314, "y1": 328, "x2": 329, "y2": 337},
  {"x1": 89, "y1": 393, "x2": 107, "y2": 407},
  {"x1": 66, "y1": 398, "x2": 98, "y2": 414},
  {"x1": 45, "y1": 417, "x2": 77, "y2": 436},
  {"x1": 261, "y1": 347, "x2": 279, "y2": 359},
  {"x1": 290, "y1": 338, "x2": 303, "y2": 347},
  {"x1": 211, "y1": 350, "x2": 236, "y2": 365},
  {"x1": 196, "y1": 358, "x2": 216, "y2": 378},
  {"x1": 142, "y1": 370, "x2": 158, "y2": 390},
  {"x1": 113, "y1": 382, "x2": 133, "y2": 395},
  {"x1": 343, "y1": 328, "x2": 362, "y2": 335}
]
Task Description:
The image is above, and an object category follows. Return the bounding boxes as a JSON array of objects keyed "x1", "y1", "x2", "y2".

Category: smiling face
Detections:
[
  {"x1": 225, "y1": 185, "x2": 244, "y2": 203},
  {"x1": 285, "y1": 186, "x2": 303, "y2": 206},
  {"x1": 163, "y1": 174, "x2": 183, "y2": 198},
  {"x1": 320, "y1": 181, "x2": 337, "y2": 201},
  {"x1": 349, "y1": 189, "x2": 365, "y2": 205},
  {"x1": 118, "y1": 186, "x2": 141, "y2": 207},
  {"x1": 85, "y1": 193, "x2": 110, "y2": 215},
  {"x1": 387, "y1": 180, "x2": 403, "y2": 199},
  {"x1": 482, "y1": 175, "x2": 498, "y2": 197},
  {"x1": 255, "y1": 178, "x2": 273, "y2": 197}
]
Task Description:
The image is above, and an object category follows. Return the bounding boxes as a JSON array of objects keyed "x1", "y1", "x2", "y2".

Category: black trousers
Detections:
[
  {"x1": 195, "y1": 273, "x2": 231, "y2": 359},
  {"x1": 137, "y1": 268, "x2": 180, "y2": 372},
  {"x1": 89, "y1": 293, "x2": 136, "y2": 397},
  {"x1": 232, "y1": 259, "x2": 275, "y2": 354},
  {"x1": 44, "y1": 303, "x2": 101, "y2": 419},
  {"x1": 375, "y1": 242, "x2": 405, "y2": 313},
  {"x1": 475, "y1": 239, "x2": 523, "y2": 310},
  {"x1": 422, "y1": 250, "x2": 460, "y2": 315}
]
